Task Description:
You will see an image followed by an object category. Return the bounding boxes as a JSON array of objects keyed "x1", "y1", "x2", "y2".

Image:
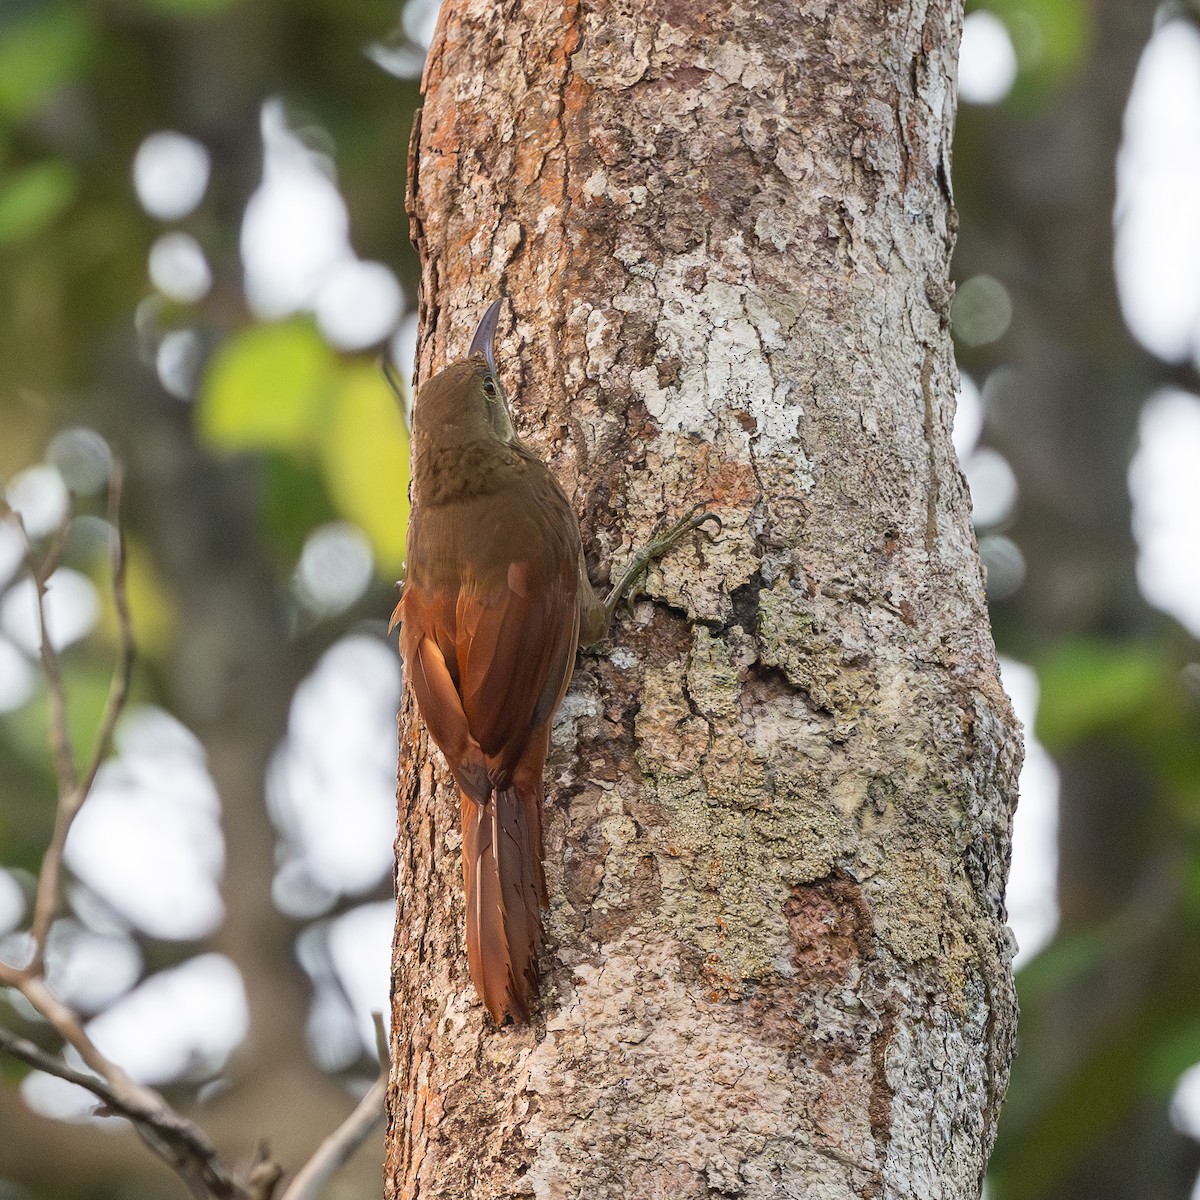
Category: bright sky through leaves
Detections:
[
  {"x1": 1116, "y1": 21, "x2": 1200, "y2": 364},
  {"x1": 959, "y1": 11, "x2": 1019, "y2": 105},
  {"x1": 133, "y1": 131, "x2": 210, "y2": 221}
]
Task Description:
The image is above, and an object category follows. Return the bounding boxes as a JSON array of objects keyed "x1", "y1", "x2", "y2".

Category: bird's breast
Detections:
[{"x1": 407, "y1": 457, "x2": 581, "y2": 599}]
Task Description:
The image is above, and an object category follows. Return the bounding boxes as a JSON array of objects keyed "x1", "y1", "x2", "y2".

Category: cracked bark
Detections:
[{"x1": 388, "y1": 1, "x2": 1020, "y2": 1197}]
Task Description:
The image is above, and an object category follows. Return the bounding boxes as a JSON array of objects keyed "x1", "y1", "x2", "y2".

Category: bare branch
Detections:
[
  {"x1": 0, "y1": 1021, "x2": 131, "y2": 1107},
  {"x1": 0, "y1": 497, "x2": 79, "y2": 802},
  {"x1": 0, "y1": 461, "x2": 285, "y2": 1200},
  {"x1": 279, "y1": 1082, "x2": 386, "y2": 1200},
  {"x1": 277, "y1": 1013, "x2": 388, "y2": 1200},
  {"x1": 0, "y1": 1021, "x2": 245, "y2": 1198},
  {"x1": 2, "y1": 958, "x2": 285, "y2": 1200},
  {"x1": 17, "y1": 973, "x2": 135, "y2": 1085},
  {"x1": 28, "y1": 462, "x2": 135, "y2": 971}
]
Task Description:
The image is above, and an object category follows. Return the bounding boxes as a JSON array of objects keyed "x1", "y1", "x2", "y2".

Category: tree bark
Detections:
[{"x1": 388, "y1": 1, "x2": 1021, "y2": 1197}]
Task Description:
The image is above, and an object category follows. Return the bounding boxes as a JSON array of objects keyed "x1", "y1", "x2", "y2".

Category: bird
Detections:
[{"x1": 393, "y1": 299, "x2": 716, "y2": 1024}]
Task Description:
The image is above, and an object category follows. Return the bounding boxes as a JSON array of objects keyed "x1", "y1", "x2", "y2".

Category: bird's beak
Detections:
[{"x1": 468, "y1": 299, "x2": 502, "y2": 374}]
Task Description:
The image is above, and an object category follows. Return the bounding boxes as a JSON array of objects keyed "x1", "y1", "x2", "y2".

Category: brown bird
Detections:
[{"x1": 393, "y1": 300, "x2": 715, "y2": 1024}]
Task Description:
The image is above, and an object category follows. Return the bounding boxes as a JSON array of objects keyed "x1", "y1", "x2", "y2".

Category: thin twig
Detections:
[
  {"x1": 0, "y1": 462, "x2": 285, "y2": 1200},
  {"x1": 27, "y1": 463, "x2": 135, "y2": 972},
  {"x1": 372, "y1": 1010, "x2": 389, "y2": 1066},
  {"x1": 0, "y1": 1022, "x2": 135, "y2": 1108},
  {"x1": 18, "y1": 972, "x2": 135, "y2": 1085},
  {"x1": 77, "y1": 461, "x2": 134, "y2": 798},
  {"x1": 379, "y1": 355, "x2": 413, "y2": 431},
  {"x1": 0, "y1": 1022, "x2": 242, "y2": 1197},
  {"x1": 0, "y1": 498, "x2": 80, "y2": 801},
  {"x1": 278, "y1": 1014, "x2": 390, "y2": 1200},
  {"x1": 0, "y1": 1024, "x2": 191, "y2": 1192},
  {"x1": 0, "y1": 976, "x2": 274, "y2": 1199}
]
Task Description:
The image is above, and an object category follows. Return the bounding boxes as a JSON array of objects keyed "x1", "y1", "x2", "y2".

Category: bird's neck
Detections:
[{"x1": 411, "y1": 433, "x2": 525, "y2": 508}]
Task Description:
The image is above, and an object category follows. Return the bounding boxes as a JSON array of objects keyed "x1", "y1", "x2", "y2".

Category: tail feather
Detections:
[{"x1": 461, "y1": 785, "x2": 546, "y2": 1023}]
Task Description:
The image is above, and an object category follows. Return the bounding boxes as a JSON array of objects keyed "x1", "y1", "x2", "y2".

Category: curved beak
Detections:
[{"x1": 468, "y1": 299, "x2": 502, "y2": 373}]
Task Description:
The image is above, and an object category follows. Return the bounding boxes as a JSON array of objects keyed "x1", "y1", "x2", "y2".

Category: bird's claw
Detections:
[
  {"x1": 657, "y1": 501, "x2": 721, "y2": 544},
  {"x1": 642, "y1": 502, "x2": 721, "y2": 558},
  {"x1": 606, "y1": 501, "x2": 721, "y2": 619}
]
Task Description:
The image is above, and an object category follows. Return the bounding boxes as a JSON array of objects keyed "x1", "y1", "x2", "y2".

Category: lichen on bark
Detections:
[{"x1": 389, "y1": 0, "x2": 1020, "y2": 1197}]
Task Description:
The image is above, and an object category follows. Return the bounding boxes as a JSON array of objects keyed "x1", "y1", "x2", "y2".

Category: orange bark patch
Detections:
[{"x1": 684, "y1": 448, "x2": 760, "y2": 510}]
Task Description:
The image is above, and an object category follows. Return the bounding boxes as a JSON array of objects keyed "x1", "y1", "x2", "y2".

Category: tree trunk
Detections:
[{"x1": 387, "y1": 2, "x2": 1021, "y2": 1197}]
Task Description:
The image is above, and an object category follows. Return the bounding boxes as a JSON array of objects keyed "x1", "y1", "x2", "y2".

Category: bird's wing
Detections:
[
  {"x1": 455, "y1": 554, "x2": 579, "y2": 784},
  {"x1": 398, "y1": 585, "x2": 490, "y2": 804}
]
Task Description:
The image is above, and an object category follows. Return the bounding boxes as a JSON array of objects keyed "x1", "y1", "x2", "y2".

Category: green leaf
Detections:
[
  {"x1": 1144, "y1": 1017, "x2": 1200, "y2": 1095},
  {"x1": 0, "y1": 160, "x2": 76, "y2": 245},
  {"x1": 0, "y1": 7, "x2": 95, "y2": 119},
  {"x1": 260, "y1": 452, "x2": 338, "y2": 564},
  {"x1": 198, "y1": 320, "x2": 336, "y2": 453},
  {"x1": 319, "y1": 361, "x2": 409, "y2": 572},
  {"x1": 1035, "y1": 639, "x2": 1169, "y2": 749},
  {"x1": 979, "y1": 0, "x2": 1090, "y2": 98},
  {"x1": 142, "y1": 0, "x2": 238, "y2": 14}
]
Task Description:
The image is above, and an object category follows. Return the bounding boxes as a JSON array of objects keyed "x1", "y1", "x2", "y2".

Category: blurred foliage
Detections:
[
  {"x1": 0, "y1": 0, "x2": 418, "y2": 1191},
  {"x1": 0, "y1": 161, "x2": 78, "y2": 245},
  {"x1": 200, "y1": 322, "x2": 339, "y2": 454},
  {"x1": 974, "y1": 0, "x2": 1091, "y2": 100},
  {"x1": 0, "y1": 6, "x2": 96, "y2": 121},
  {"x1": 0, "y1": 0, "x2": 1198, "y2": 1196},
  {"x1": 0, "y1": 0, "x2": 417, "y2": 635},
  {"x1": 955, "y1": 0, "x2": 1200, "y2": 1192},
  {"x1": 99, "y1": 537, "x2": 177, "y2": 662},
  {"x1": 1036, "y1": 638, "x2": 1176, "y2": 749},
  {"x1": 199, "y1": 321, "x2": 409, "y2": 569}
]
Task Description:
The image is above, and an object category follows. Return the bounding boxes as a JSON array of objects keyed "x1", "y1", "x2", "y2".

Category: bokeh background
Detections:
[{"x1": 0, "y1": 0, "x2": 1197, "y2": 1196}]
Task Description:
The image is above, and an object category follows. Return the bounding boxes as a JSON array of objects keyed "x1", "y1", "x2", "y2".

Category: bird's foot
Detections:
[{"x1": 603, "y1": 502, "x2": 721, "y2": 624}]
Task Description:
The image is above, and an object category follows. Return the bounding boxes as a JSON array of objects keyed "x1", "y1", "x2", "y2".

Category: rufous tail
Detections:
[{"x1": 460, "y1": 784, "x2": 548, "y2": 1023}]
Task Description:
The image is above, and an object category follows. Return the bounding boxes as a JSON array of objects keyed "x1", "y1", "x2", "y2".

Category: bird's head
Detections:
[
  {"x1": 411, "y1": 299, "x2": 516, "y2": 448},
  {"x1": 465, "y1": 298, "x2": 516, "y2": 444}
]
